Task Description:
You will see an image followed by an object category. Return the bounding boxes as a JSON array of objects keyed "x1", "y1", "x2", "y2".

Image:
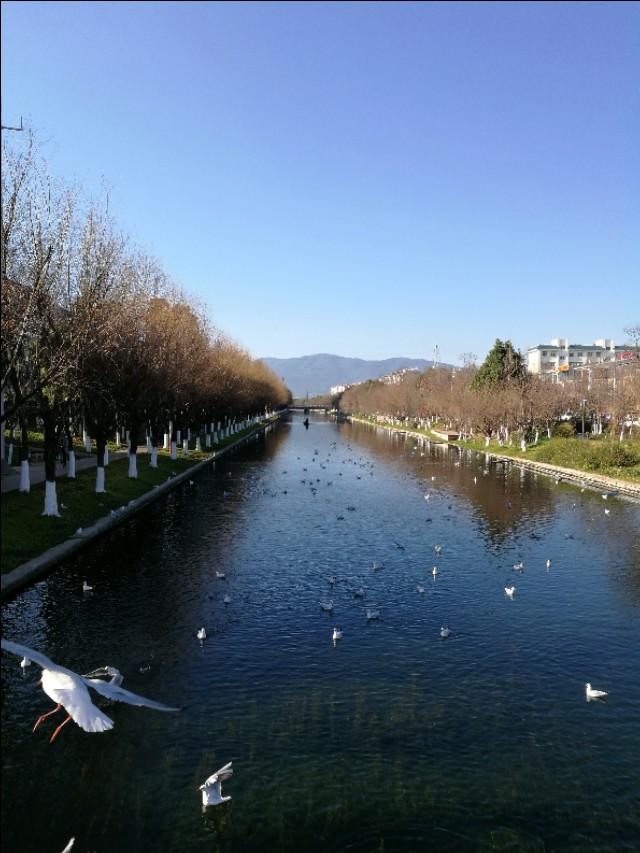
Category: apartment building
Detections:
[{"x1": 527, "y1": 338, "x2": 636, "y2": 376}]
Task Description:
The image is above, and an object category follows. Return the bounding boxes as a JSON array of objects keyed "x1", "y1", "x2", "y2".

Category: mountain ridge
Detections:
[{"x1": 260, "y1": 353, "x2": 445, "y2": 398}]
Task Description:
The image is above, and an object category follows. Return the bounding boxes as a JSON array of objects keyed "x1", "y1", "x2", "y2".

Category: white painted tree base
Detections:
[
  {"x1": 7, "y1": 443, "x2": 13, "y2": 466},
  {"x1": 96, "y1": 467, "x2": 106, "y2": 493},
  {"x1": 19, "y1": 460, "x2": 31, "y2": 493},
  {"x1": 177, "y1": 431, "x2": 181, "y2": 444},
  {"x1": 195, "y1": 437, "x2": 202, "y2": 451},
  {"x1": 150, "y1": 447, "x2": 158, "y2": 468},
  {"x1": 42, "y1": 480, "x2": 60, "y2": 516},
  {"x1": 104, "y1": 446, "x2": 110, "y2": 466},
  {"x1": 128, "y1": 455, "x2": 138, "y2": 478},
  {"x1": 67, "y1": 450, "x2": 76, "y2": 478},
  {"x1": 205, "y1": 434, "x2": 211, "y2": 448},
  {"x1": 170, "y1": 442, "x2": 177, "y2": 460},
  {"x1": 84, "y1": 436, "x2": 92, "y2": 453},
  {"x1": 163, "y1": 433, "x2": 170, "y2": 450},
  {"x1": 182, "y1": 439, "x2": 189, "y2": 456}
]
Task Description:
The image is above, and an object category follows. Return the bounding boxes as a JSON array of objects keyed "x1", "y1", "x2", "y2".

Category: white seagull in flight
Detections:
[
  {"x1": 200, "y1": 761, "x2": 233, "y2": 806},
  {"x1": 1, "y1": 639, "x2": 180, "y2": 743}
]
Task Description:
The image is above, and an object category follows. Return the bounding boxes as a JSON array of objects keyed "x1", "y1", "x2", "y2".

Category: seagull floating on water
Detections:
[
  {"x1": 416, "y1": 584, "x2": 426, "y2": 594},
  {"x1": 513, "y1": 561, "x2": 524, "y2": 571},
  {"x1": 434, "y1": 544, "x2": 442, "y2": 555},
  {"x1": 366, "y1": 608, "x2": 380, "y2": 620},
  {"x1": 215, "y1": 571, "x2": 226, "y2": 580},
  {"x1": 20, "y1": 656, "x2": 31, "y2": 669},
  {"x1": 585, "y1": 683, "x2": 608, "y2": 701},
  {"x1": 200, "y1": 761, "x2": 233, "y2": 807},
  {"x1": 223, "y1": 594, "x2": 231, "y2": 604},
  {"x1": 604, "y1": 509, "x2": 610, "y2": 516},
  {"x1": 546, "y1": 559, "x2": 552, "y2": 569},
  {"x1": 1, "y1": 639, "x2": 179, "y2": 743},
  {"x1": 440, "y1": 626, "x2": 451, "y2": 638},
  {"x1": 504, "y1": 586, "x2": 516, "y2": 598},
  {"x1": 82, "y1": 581, "x2": 93, "y2": 593},
  {"x1": 197, "y1": 628, "x2": 207, "y2": 641},
  {"x1": 332, "y1": 627, "x2": 343, "y2": 641},
  {"x1": 353, "y1": 587, "x2": 365, "y2": 598},
  {"x1": 432, "y1": 567, "x2": 438, "y2": 577},
  {"x1": 320, "y1": 600, "x2": 334, "y2": 613}
]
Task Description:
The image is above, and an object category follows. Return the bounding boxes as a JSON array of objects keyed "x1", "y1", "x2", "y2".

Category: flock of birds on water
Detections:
[{"x1": 2, "y1": 418, "x2": 623, "y2": 851}]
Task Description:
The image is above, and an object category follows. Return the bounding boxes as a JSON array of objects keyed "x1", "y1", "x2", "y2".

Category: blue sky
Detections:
[{"x1": 2, "y1": 1, "x2": 638, "y2": 365}]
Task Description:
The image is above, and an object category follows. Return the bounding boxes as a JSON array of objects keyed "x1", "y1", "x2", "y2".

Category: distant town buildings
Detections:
[
  {"x1": 527, "y1": 338, "x2": 638, "y2": 377},
  {"x1": 330, "y1": 367, "x2": 421, "y2": 397}
]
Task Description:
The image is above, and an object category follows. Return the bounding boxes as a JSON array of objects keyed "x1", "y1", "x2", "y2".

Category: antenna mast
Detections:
[{"x1": 1, "y1": 116, "x2": 24, "y2": 132}]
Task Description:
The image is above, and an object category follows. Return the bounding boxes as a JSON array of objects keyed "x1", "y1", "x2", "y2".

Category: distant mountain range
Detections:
[{"x1": 260, "y1": 353, "x2": 441, "y2": 398}]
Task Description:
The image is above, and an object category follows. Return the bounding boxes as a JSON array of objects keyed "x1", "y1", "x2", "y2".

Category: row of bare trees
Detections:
[
  {"x1": 339, "y1": 361, "x2": 640, "y2": 446},
  {"x1": 1, "y1": 134, "x2": 290, "y2": 514}
]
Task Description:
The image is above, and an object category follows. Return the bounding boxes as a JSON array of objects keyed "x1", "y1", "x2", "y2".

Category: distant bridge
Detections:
[{"x1": 288, "y1": 405, "x2": 332, "y2": 412}]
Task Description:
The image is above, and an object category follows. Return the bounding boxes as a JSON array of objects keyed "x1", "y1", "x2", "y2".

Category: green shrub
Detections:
[{"x1": 553, "y1": 422, "x2": 575, "y2": 437}]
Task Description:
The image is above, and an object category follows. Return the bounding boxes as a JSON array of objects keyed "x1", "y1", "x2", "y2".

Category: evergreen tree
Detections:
[{"x1": 471, "y1": 339, "x2": 526, "y2": 390}]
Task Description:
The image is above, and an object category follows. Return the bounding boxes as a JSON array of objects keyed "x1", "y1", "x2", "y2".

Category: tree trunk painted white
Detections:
[
  {"x1": 104, "y1": 446, "x2": 110, "y2": 466},
  {"x1": 150, "y1": 447, "x2": 158, "y2": 468},
  {"x1": 205, "y1": 433, "x2": 211, "y2": 448},
  {"x1": 115, "y1": 430, "x2": 121, "y2": 447},
  {"x1": 163, "y1": 432, "x2": 169, "y2": 450},
  {"x1": 187, "y1": 428, "x2": 191, "y2": 440},
  {"x1": 127, "y1": 439, "x2": 131, "y2": 452},
  {"x1": 182, "y1": 438, "x2": 189, "y2": 456},
  {"x1": 96, "y1": 467, "x2": 106, "y2": 493},
  {"x1": 84, "y1": 435, "x2": 91, "y2": 453},
  {"x1": 67, "y1": 450, "x2": 76, "y2": 478},
  {"x1": 485, "y1": 436, "x2": 490, "y2": 447},
  {"x1": 195, "y1": 437, "x2": 202, "y2": 451},
  {"x1": 177, "y1": 430, "x2": 181, "y2": 444},
  {"x1": 170, "y1": 441, "x2": 177, "y2": 460},
  {"x1": 217, "y1": 422, "x2": 221, "y2": 432},
  {"x1": 146, "y1": 435, "x2": 152, "y2": 452},
  {"x1": 534, "y1": 430, "x2": 539, "y2": 445},
  {"x1": 43, "y1": 480, "x2": 60, "y2": 516},
  {"x1": 82, "y1": 425, "x2": 87, "y2": 444},
  {"x1": 19, "y1": 460, "x2": 30, "y2": 493},
  {"x1": 620, "y1": 428, "x2": 624, "y2": 442},
  {"x1": 126, "y1": 430, "x2": 130, "y2": 442},
  {"x1": 520, "y1": 438, "x2": 527, "y2": 452},
  {"x1": 128, "y1": 454, "x2": 138, "y2": 478},
  {"x1": 7, "y1": 442, "x2": 13, "y2": 465},
  {"x1": 547, "y1": 425, "x2": 552, "y2": 438}
]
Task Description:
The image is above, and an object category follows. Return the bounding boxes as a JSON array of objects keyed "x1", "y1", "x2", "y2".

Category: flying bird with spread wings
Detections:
[{"x1": 1, "y1": 638, "x2": 180, "y2": 743}]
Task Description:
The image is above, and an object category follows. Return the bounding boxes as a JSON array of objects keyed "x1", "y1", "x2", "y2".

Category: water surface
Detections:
[{"x1": 2, "y1": 414, "x2": 639, "y2": 851}]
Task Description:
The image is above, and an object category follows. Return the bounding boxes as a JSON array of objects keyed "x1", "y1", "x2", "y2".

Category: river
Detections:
[{"x1": 2, "y1": 413, "x2": 639, "y2": 851}]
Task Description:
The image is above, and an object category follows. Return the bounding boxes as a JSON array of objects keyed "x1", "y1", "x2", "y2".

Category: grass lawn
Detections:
[
  {"x1": 455, "y1": 435, "x2": 640, "y2": 483},
  {"x1": 1, "y1": 421, "x2": 272, "y2": 574}
]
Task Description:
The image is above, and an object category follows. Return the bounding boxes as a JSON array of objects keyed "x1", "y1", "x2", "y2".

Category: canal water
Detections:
[{"x1": 2, "y1": 413, "x2": 639, "y2": 852}]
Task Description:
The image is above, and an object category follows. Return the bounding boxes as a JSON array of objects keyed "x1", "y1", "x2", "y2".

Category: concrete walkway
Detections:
[{"x1": 1, "y1": 449, "x2": 141, "y2": 493}]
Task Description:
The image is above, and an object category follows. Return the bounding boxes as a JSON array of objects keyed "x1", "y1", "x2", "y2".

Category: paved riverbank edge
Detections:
[
  {"x1": 1, "y1": 416, "x2": 282, "y2": 601},
  {"x1": 348, "y1": 415, "x2": 640, "y2": 501}
]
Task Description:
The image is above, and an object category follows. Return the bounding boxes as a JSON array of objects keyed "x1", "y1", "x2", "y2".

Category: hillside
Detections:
[{"x1": 260, "y1": 353, "x2": 439, "y2": 398}]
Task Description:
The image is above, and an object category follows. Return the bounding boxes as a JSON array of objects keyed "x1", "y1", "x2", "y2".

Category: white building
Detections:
[{"x1": 527, "y1": 337, "x2": 636, "y2": 376}]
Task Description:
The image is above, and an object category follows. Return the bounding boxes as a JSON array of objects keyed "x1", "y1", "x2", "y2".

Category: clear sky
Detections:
[{"x1": 2, "y1": 1, "x2": 638, "y2": 365}]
